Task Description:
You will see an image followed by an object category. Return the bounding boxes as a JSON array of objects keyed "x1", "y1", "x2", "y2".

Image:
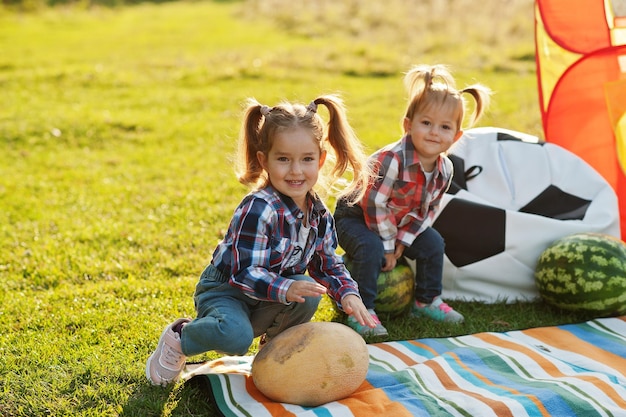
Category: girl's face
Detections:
[
  {"x1": 257, "y1": 127, "x2": 326, "y2": 210},
  {"x1": 403, "y1": 106, "x2": 463, "y2": 171}
]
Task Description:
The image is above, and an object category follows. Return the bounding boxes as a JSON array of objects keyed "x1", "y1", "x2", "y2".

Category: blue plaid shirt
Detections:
[{"x1": 211, "y1": 186, "x2": 360, "y2": 306}]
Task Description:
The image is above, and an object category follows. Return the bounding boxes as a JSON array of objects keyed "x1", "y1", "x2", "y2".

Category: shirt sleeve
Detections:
[
  {"x1": 228, "y1": 198, "x2": 293, "y2": 304},
  {"x1": 362, "y1": 151, "x2": 401, "y2": 253},
  {"x1": 307, "y1": 213, "x2": 361, "y2": 308}
]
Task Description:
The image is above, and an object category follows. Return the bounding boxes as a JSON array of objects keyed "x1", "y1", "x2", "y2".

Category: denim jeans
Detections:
[
  {"x1": 335, "y1": 213, "x2": 444, "y2": 309},
  {"x1": 180, "y1": 264, "x2": 320, "y2": 357}
]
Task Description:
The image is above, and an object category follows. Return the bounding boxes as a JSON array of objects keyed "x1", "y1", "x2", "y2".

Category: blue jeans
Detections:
[
  {"x1": 335, "y1": 214, "x2": 444, "y2": 309},
  {"x1": 180, "y1": 264, "x2": 320, "y2": 357}
]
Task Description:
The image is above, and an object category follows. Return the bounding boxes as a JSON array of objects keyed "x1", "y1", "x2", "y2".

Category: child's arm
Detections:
[
  {"x1": 362, "y1": 151, "x2": 401, "y2": 254},
  {"x1": 307, "y1": 214, "x2": 365, "y2": 306}
]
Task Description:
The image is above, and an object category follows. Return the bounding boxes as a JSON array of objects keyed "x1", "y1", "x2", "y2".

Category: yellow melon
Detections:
[{"x1": 251, "y1": 321, "x2": 369, "y2": 406}]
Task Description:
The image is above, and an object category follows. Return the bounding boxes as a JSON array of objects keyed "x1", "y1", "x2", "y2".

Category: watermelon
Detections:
[
  {"x1": 534, "y1": 232, "x2": 626, "y2": 316},
  {"x1": 344, "y1": 256, "x2": 414, "y2": 317}
]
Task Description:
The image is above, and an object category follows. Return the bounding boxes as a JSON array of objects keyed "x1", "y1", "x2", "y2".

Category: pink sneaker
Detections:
[
  {"x1": 347, "y1": 309, "x2": 389, "y2": 338},
  {"x1": 145, "y1": 318, "x2": 191, "y2": 386},
  {"x1": 411, "y1": 297, "x2": 464, "y2": 323}
]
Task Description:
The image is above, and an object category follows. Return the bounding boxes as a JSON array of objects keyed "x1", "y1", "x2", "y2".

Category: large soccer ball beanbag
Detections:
[{"x1": 430, "y1": 127, "x2": 620, "y2": 302}]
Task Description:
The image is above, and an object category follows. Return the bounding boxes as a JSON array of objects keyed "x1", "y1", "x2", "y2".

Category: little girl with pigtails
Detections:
[
  {"x1": 335, "y1": 64, "x2": 492, "y2": 337},
  {"x1": 146, "y1": 94, "x2": 377, "y2": 386}
]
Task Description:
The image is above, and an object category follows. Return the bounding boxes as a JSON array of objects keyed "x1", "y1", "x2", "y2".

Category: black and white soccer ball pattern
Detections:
[{"x1": 429, "y1": 127, "x2": 621, "y2": 302}]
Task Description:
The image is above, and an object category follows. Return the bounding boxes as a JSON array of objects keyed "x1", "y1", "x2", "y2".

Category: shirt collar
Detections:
[
  {"x1": 263, "y1": 186, "x2": 327, "y2": 224},
  {"x1": 401, "y1": 134, "x2": 446, "y2": 176}
]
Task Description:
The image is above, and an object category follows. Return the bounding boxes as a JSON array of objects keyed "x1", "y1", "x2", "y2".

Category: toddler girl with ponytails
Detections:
[{"x1": 335, "y1": 64, "x2": 492, "y2": 337}]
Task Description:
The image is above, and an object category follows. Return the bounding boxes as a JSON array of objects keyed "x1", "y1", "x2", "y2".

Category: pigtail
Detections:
[
  {"x1": 235, "y1": 98, "x2": 267, "y2": 187},
  {"x1": 460, "y1": 84, "x2": 492, "y2": 128},
  {"x1": 313, "y1": 95, "x2": 373, "y2": 205}
]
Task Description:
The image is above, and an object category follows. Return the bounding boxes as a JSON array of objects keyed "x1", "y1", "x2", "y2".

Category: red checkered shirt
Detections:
[{"x1": 361, "y1": 135, "x2": 453, "y2": 253}]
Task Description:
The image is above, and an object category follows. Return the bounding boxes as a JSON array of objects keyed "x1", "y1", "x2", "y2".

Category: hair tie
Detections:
[
  {"x1": 306, "y1": 101, "x2": 318, "y2": 113},
  {"x1": 260, "y1": 105, "x2": 272, "y2": 116}
]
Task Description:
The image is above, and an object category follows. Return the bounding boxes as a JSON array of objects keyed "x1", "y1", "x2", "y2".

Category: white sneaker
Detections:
[{"x1": 145, "y1": 318, "x2": 191, "y2": 386}]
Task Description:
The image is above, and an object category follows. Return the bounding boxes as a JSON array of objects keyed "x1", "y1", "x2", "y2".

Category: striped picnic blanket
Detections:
[{"x1": 184, "y1": 316, "x2": 626, "y2": 416}]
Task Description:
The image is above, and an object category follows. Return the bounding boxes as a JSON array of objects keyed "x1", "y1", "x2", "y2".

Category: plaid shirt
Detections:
[
  {"x1": 362, "y1": 135, "x2": 453, "y2": 252},
  {"x1": 211, "y1": 186, "x2": 360, "y2": 305}
]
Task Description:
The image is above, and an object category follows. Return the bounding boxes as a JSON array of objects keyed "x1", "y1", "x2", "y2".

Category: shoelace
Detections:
[
  {"x1": 161, "y1": 343, "x2": 184, "y2": 369},
  {"x1": 417, "y1": 299, "x2": 454, "y2": 314}
]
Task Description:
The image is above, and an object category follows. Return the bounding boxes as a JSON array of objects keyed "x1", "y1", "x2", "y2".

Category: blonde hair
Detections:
[
  {"x1": 235, "y1": 94, "x2": 372, "y2": 204},
  {"x1": 403, "y1": 64, "x2": 491, "y2": 131}
]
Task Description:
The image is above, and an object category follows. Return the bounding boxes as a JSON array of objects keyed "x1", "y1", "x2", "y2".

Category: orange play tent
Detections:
[{"x1": 535, "y1": 0, "x2": 626, "y2": 239}]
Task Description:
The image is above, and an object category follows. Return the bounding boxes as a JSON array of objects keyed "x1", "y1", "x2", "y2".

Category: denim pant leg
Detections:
[
  {"x1": 402, "y1": 227, "x2": 445, "y2": 304},
  {"x1": 335, "y1": 216, "x2": 384, "y2": 310},
  {"x1": 181, "y1": 265, "x2": 255, "y2": 357},
  {"x1": 249, "y1": 274, "x2": 320, "y2": 342}
]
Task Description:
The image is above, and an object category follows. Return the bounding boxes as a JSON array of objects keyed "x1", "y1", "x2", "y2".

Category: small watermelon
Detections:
[
  {"x1": 375, "y1": 262, "x2": 414, "y2": 316},
  {"x1": 344, "y1": 256, "x2": 414, "y2": 317},
  {"x1": 534, "y1": 232, "x2": 626, "y2": 316}
]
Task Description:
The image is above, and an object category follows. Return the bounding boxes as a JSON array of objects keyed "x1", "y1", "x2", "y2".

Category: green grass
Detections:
[{"x1": 0, "y1": 1, "x2": 601, "y2": 415}]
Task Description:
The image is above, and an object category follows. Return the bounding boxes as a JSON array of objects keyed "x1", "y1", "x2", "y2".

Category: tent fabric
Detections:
[
  {"x1": 430, "y1": 127, "x2": 619, "y2": 303},
  {"x1": 535, "y1": 0, "x2": 611, "y2": 53},
  {"x1": 535, "y1": 0, "x2": 626, "y2": 239},
  {"x1": 185, "y1": 316, "x2": 626, "y2": 417}
]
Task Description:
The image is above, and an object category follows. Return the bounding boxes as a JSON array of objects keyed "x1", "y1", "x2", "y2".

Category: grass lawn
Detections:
[{"x1": 0, "y1": 0, "x2": 602, "y2": 415}]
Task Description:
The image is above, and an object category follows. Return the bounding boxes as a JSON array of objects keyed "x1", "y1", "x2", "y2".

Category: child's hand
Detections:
[
  {"x1": 341, "y1": 294, "x2": 377, "y2": 329},
  {"x1": 286, "y1": 280, "x2": 327, "y2": 303},
  {"x1": 382, "y1": 244, "x2": 406, "y2": 272},
  {"x1": 381, "y1": 253, "x2": 397, "y2": 271},
  {"x1": 394, "y1": 243, "x2": 406, "y2": 260}
]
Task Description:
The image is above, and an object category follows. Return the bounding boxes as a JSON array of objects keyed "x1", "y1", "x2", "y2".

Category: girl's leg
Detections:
[
  {"x1": 249, "y1": 274, "x2": 320, "y2": 342},
  {"x1": 402, "y1": 227, "x2": 444, "y2": 303},
  {"x1": 146, "y1": 264, "x2": 252, "y2": 386},
  {"x1": 404, "y1": 228, "x2": 464, "y2": 323},
  {"x1": 335, "y1": 216, "x2": 384, "y2": 310},
  {"x1": 181, "y1": 265, "x2": 255, "y2": 356}
]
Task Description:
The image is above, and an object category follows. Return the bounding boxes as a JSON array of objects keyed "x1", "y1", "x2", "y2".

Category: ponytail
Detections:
[
  {"x1": 235, "y1": 99, "x2": 267, "y2": 186},
  {"x1": 460, "y1": 85, "x2": 491, "y2": 127},
  {"x1": 311, "y1": 95, "x2": 373, "y2": 204}
]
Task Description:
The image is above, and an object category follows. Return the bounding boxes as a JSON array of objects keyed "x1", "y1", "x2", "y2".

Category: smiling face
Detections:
[
  {"x1": 257, "y1": 126, "x2": 326, "y2": 209},
  {"x1": 403, "y1": 104, "x2": 463, "y2": 172}
]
